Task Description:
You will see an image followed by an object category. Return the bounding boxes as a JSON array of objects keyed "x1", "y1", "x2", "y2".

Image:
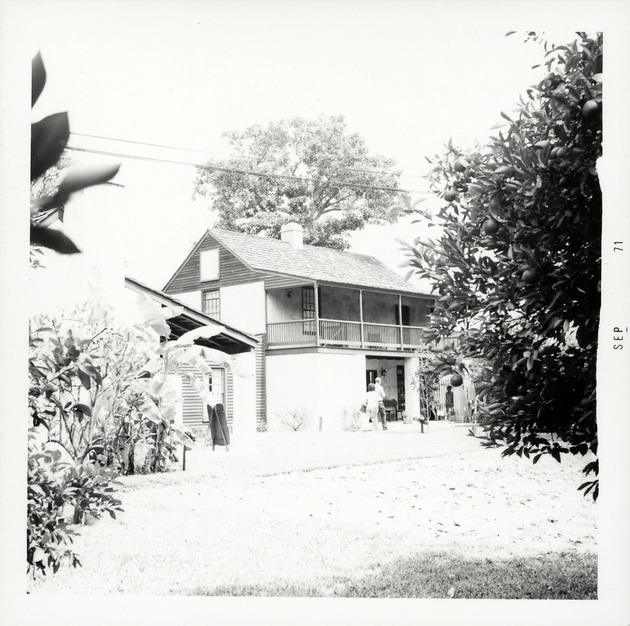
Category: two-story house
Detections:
[{"x1": 164, "y1": 223, "x2": 439, "y2": 431}]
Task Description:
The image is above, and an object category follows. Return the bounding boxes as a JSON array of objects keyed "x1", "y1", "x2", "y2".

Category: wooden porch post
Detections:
[
  {"x1": 398, "y1": 294, "x2": 403, "y2": 348},
  {"x1": 314, "y1": 281, "x2": 320, "y2": 347},
  {"x1": 359, "y1": 289, "x2": 364, "y2": 348}
]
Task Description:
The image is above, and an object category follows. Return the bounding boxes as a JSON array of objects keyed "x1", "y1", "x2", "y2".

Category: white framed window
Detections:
[
  {"x1": 203, "y1": 290, "x2": 221, "y2": 319},
  {"x1": 208, "y1": 368, "x2": 224, "y2": 400},
  {"x1": 200, "y1": 248, "x2": 220, "y2": 281},
  {"x1": 202, "y1": 368, "x2": 225, "y2": 422}
]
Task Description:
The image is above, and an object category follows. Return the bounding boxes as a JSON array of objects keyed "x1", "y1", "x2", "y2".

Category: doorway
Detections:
[
  {"x1": 366, "y1": 369, "x2": 377, "y2": 389},
  {"x1": 365, "y1": 356, "x2": 405, "y2": 410}
]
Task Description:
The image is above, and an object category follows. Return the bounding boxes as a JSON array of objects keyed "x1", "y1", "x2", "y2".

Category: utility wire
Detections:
[
  {"x1": 70, "y1": 131, "x2": 236, "y2": 158},
  {"x1": 69, "y1": 130, "x2": 428, "y2": 181},
  {"x1": 65, "y1": 145, "x2": 429, "y2": 194}
]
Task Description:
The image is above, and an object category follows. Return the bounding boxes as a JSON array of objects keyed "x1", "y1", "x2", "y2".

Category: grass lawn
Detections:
[
  {"x1": 203, "y1": 551, "x2": 597, "y2": 599},
  {"x1": 29, "y1": 422, "x2": 597, "y2": 598}
]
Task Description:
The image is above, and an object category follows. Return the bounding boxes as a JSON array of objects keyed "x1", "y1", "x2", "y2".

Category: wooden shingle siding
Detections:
[
  {"x1": 165, "y1": 235, "x2": 211, "y2": 294},
  {"x1": 166, "y1": 232, "x2": 307, "y2": 297},
  {"x1": 256, "y1": 334, "x2": 267, "y2": 427},
  {"x1": 225, "y1": 369, "x2": 234, "y2": 428},
  {"x1": 263, "y1": 274, "x2": 310, "y2": 289},
  {"x1": 167, "y1": 233, "x2": 266, "y2": 294},
  {"x1": 180, "y1": 363, "x2": 205, "y2": 428},
  {"x1": 207, "y1": 247, "x2": 264, "y2": 289}
]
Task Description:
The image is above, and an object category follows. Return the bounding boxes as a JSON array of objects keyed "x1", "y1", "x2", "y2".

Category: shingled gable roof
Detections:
[{"x1": 207, "y1": 228, "x2": 429, "y2": 296}]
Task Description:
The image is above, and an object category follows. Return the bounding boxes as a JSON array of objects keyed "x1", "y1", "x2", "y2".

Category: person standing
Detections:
[
  {"x1": 445, "y1": 385, "x2": 454, "y2": 420},
  {"x1": 364, "y1": 383, "x2": 380, "y2": 431},
  {"x1": 374, "y1": 376, "x2": 388, "y2": 430}
]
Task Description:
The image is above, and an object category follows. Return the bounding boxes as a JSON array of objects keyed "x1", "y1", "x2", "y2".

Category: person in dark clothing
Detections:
[{"x1": 445, "y1": 385, "x2": 454, "y2": 420}]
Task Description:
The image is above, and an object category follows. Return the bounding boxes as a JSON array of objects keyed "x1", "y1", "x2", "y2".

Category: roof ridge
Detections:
[
  {"x1": 208, "y1": 226, "x2": 386, "y2": 265},
  {"x1": 206, "y1": 227, "x2": 428, "y2": 296}
]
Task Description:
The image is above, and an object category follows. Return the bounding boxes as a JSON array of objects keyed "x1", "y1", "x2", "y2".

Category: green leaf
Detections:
[
  {"x1": 33, "y1": 548, "x2": 46, "y2": 563},
  {"x1": 171, "y1": 426, "x2": 195, "y2": 448},
  {"x1": 30, "y1": 225, "x2": 80, "y2": 254},
  {"x1": 78, "y1": 362, "x2": 98, "y2": 378},
  {"x1": 140, "y1": 399, "x2": 163, "y2": 425},
  {"x1": 77, "y1": 368, "x2": 91, "y2": 390},
  {"x1": 175, "y1": 323, "x2": 225, "y2": 347},
  {"x1": 36, "y1": 163, "x2": 121, "y2": 210},
  {"x1": 32, "y1": 52, "x2": 46, "y2": 108},
  {"x1": 135, "y1": 294, "x2": 171, "y2": 338},
  {"x1": 31, "y1": 112, "x2": 70, "y2": 182},
  {"x1": 72, "y1": 403, "x2": 92, "y2": 417}
]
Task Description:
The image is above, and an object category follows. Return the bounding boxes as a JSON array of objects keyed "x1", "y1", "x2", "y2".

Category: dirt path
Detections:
[{"x1": 30, "y1": 423, "x2": 596, "y2": 595}]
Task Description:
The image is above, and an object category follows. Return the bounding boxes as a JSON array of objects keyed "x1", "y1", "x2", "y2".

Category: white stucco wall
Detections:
[
  {"x1": 316, "y1": 352, "x2": 366, "y2": 430},
  {"x1": 230, "y1": 351, "x2": 257, "y2": 452},
  {"x1": 221, "y1": 282, "x2": 266, "y2": 335},
  {"x1": 266, "y1": 351, "x2": 365, "y2": 431},
  {"x1": 171, "y1": 289, "x2": 202, "y2": 311}
]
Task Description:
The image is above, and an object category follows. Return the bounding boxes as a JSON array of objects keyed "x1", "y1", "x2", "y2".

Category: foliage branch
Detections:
[
  {"x1": 405, "y1": 33, "x2": 602, "y2": 499},
  {"x1": 30, "y1": 52, "x2": 120, "y2": 255}
]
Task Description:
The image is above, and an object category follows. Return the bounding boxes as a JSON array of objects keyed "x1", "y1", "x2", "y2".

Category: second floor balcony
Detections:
[{"x1": 265, "y1": 284, "x2": 456, "y2": 352}]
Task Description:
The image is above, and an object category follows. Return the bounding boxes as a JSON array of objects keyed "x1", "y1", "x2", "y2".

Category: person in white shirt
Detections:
[
  {"x1": 374, "y1": 377, "x2": 388, "y2": 430},
  {"x1": 364, "y1": 383, "x2": 380, "y2": 431}
]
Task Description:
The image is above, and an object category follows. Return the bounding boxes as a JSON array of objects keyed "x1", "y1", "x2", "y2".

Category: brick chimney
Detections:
[{"x1": 280, "y1": 222, "x2": 303, "y2": 249}]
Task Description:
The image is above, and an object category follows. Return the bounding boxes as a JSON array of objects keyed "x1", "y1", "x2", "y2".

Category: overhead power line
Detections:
[
  {"x1": 68, "y1": 131, "x2": 428, "y2": 181},
  {"x1": 70, "y1": 131, "x2": 236, "y2": 158},
  {"x1": 65, "y1": 145, "x2": 429, "y2": 195}
]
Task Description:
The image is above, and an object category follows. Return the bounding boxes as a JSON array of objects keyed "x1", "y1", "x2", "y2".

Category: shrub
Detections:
[
  {"x1": 343, "y1": 408, "x2": 364, "y2": 432},
  {"x1": 27, "y1": 435, "x2": 122, "y2": 577},
  {"x1": 277, "y1": 408, "x2": 310, "y2": 431}
]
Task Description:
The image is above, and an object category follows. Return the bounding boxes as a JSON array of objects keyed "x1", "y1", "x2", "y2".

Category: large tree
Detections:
[
  {"x1": 193, "y1": 115, "x2": 406, "y2": 249},
  {"x1": 408, "y1": 33, "x2": 602, "y2": 499}
]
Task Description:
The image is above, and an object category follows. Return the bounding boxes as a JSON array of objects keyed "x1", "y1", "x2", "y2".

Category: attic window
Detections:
[{"x1": 200, "y1": 248, "x2": 220, "y2": 281}]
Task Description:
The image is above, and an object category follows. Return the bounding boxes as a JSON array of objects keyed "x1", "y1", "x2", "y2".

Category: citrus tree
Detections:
[{"x1": 407, "y1": 33, "x2": 602, "y2": 499}]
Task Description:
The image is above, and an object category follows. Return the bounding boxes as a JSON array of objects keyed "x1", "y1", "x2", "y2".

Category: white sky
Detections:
[{"x1": 22, "y1": 1, "x2": 574, "y2": 289}]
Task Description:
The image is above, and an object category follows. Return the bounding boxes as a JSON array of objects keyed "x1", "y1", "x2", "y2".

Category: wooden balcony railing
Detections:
[
  {"x1": 266, "y1": 318, "x2": 459, "y2": 351},
  {"x1": 266, "y1": 320, "x2": 317, "y2": 346},
  {"x1": 319, "y1": 319, "x2": 362, "y2": 345}
]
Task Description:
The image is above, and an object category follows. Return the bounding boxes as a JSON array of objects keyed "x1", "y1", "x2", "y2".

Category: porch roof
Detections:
[
  {"x1": 125, "y1": 276, "x2": 258, "y2": 354},
  {"x1": 209, "y1": 228, "x2": 431, "y2": 296}
]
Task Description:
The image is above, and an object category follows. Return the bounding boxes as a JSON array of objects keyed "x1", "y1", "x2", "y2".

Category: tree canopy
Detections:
[
  {"x1": 193, "y1": 115, "x2": 406, "y2": 249},
  {"x1": 407, "y1": 33, "x2": 602, "y2": 499}
]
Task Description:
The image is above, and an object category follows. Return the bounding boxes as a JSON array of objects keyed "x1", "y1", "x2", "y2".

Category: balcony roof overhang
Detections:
[{"x1": 125, "y1": 276, "x2": 258, "y2": 355}]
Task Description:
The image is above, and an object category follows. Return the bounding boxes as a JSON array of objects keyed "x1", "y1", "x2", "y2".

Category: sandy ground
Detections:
[{"x1": 30, "y1": 422, "x2": 597, "y2": 595}]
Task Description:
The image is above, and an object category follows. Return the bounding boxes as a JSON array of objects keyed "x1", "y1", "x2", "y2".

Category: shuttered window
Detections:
[
  {"x1": 200, "y1": 248, "x2": 220, "y2": 281},
  {"x1": 203, "y1": 290, "x2": 220, "y2": 319}
]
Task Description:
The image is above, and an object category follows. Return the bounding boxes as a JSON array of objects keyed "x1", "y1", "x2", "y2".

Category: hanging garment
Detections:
[{"x1": 208, "y1": 403, "x2": 230, "y2": 448}]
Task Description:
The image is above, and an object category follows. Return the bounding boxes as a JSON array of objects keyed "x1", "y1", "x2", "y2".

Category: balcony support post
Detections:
[
  {"x1": 359, "y1": 289, "x2": 364, "y2": 348},
  {"x1": 314, "y1": 282, "x2": 320, "y2": 347},
  {"x1": 398, "y1": 294, "x2": 403, "y2": 348}
]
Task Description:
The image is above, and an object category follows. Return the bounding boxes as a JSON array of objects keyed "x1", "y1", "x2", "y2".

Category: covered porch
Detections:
[{"x1": 265, "y1": 283, "x2": 444, "y2": 352}]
